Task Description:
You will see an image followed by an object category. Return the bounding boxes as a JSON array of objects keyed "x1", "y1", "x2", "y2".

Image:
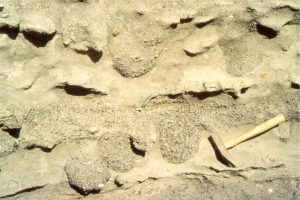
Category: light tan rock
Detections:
[
  {"x1": 183, "y1": 26, "x2": 218, "y2": 56},
  {"x1": 20, "y1": 14, "x2": 56, "y2": 35},
  {"x1": 256, "y1": 10, "x2": 294, "y2": 32},
  {"x1": 194, "y1": 15, "x2": 217, "y2": 27},
  {"x1": 0, "y1": 17, "x2": 19, "y2": 29}
]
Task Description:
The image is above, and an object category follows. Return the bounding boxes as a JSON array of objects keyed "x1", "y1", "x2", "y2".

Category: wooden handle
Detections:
[{"x1": 225, "y1": 114, "x2": 285, "y2": 149}]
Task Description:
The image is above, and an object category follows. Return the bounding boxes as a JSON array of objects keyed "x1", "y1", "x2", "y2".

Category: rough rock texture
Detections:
[
  {"x1": 64, "y1": 153, "x2": 111, "y2": 194},
  {"x1": 0, "y1": 130, "x2": 18, "y2": 157},
  {"x1": 110, "y1": 15, "x2": 164, "y2": 77},
  {"x1": 129, "y1": 131, "x2": 155, "y2": 154},
  {"x1": 0, "y1": 105, "x2": 20, "y2": 131},
  {"x1": 127, "y1": 117, "x2": 157, "y2": 154},
  {"x1": 159, "y1": 117, "x2": 201, "y2": 163},
  {"x1": 0, "y1": 0, "x2": 299, "y2": 199},
  {"x1": 85, "y1": 177, "x2": 300, "y2": 200},
  {"x1": 219, "y1": 35, "x2": 264, "y2": 76},
  {"x1": 19, "y1": 104, "x2": 91, "y2": 150},
  {"x1": 100, "y1": 132, "x2": 136, "y2": 172}
]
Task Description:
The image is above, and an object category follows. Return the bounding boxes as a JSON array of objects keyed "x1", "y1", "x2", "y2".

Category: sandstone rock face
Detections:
[{"x1": 0, "y1": 0, "x2": 299, "y2": 199}]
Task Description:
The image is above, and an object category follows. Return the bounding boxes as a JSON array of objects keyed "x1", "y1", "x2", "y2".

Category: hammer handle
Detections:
[{"x1": 225, "y1": 114, "x2": 285, "y2": 149}]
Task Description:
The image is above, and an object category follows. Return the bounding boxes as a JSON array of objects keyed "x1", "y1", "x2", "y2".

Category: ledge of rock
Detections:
[
  {"x1": 0, "y1": 17, "x2": 19, "y2": 29},
  {"x1": 0, "y1": 105, "x2": 20, "y2": 131},
  {"x1": 256, "y1": 9, "x2": 295, "y2": 33},
  {"x1": 0, "y1": 149, "x2": 66, "y2": 197},
  {"x1": 61, "y1": 5, "x2": 108, "y2": 62},
  {"x1": 194, "y1": 15, "x2": 217, "y2": 27},
  {"x1": 0, "y1": 130, "x2": 18, "y2": 157},
  {"x1": 183, "y1": 26, "x2": 218, "y2": 56},
  {"x1": 20, "y1": 14, "x2": 56, "y2": 36}
]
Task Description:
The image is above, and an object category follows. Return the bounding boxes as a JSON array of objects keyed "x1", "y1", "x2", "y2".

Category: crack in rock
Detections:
[
  {"x1": 0, "y1": 185, "x2": 46, "y2": 199},
  {"x1": 141, "y1": 89, "x2": 239, "y2": 107},
  {"x1": 55, "y1": 83, "x2": 106, "y2": 96},
  {"x1": 25, "y1": 144, "x2": 56, "y2": 153}
]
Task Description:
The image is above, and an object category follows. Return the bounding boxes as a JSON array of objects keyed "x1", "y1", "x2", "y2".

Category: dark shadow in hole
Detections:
[
  {"x1": 114, "y1": 179, "x2": 123, "y2": 187},
  {"x1": 240, "y1": 87, "x2": 250, "y2": 94},
  {"x1": 186, "y1": 91, "x2": 223, "y2": 100},
  {"x1": 226, "y1": 92, "x2": 239, "y2": 100},
  {"x1": 129, "y1": 137, "x2": 146, "y2": 157},
  {"x1": 169, "y1": 23, "x2": 178, "y2": 29},
  {"x1": 273, "y1": 5, "x2": 300, "y2": 11},
  {"x1": 291, "y1": 82, "x2": 300, "y2": 89},
  {"x1": 195, "y1": 20, "x2": 215, "y2": 28},
  {"x1": 180, "y1": 17, "x2": 194, "y2": 24},
  {"x1": 187, "y1": 91, "x2": 239, "y2": 100},
  {"x1": 86, "y1": 48, "x2": 102, "y2": 63},
  {"x1": 76, "y1": 48, "x2": 102, "y2": 63},
  {"x1": 184, "y1": 50, "x2": 197, "y2": 57},
  {"x1": 69, "y1": 183, "x2": 100, "y2": 196},
  {"x1": 256, "y1": 24, "x2": 277, "y2": 39},
  {"x1": 167, "y1": 93, "x2": 183, "y2": 99},
  {"x1": 0, "y1": 27, "x2": 19, "y2": 39},
  {"x1": 26, "y1": 145, "x2": 53, "y2": 153},
  {"x1": 169, "y1": 18, "x2": 193, "y2": 29},
  {"x1": 56, "y1": 84, "x2": 102, "y2": 96},
  {"x1": 208, "y1": 136, "x2": 232, "y2": 167},
  {"x1": 22, "y1": 32, "x2": 55, "y2": 47},
  {"x1": 2, "y1": 128, "x2": 21, "y2": 138}
]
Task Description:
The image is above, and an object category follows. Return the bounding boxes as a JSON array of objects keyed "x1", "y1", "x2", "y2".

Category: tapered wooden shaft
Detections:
[{"x1": 225, "y1": 114, "x2": 285, "y2": 149}]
